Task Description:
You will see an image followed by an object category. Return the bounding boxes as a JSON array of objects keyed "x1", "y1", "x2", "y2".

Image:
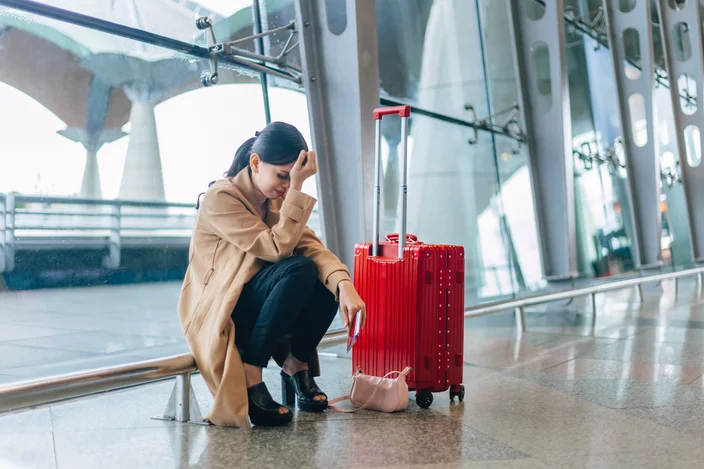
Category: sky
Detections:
[{"x1": 0, "y1": 82, "x2": 317, "y2": 203}]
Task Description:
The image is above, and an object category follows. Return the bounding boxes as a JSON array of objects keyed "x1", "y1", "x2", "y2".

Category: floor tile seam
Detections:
[
  {"x1": 0, "y1": 325, "x2": 93, "y2": 336},
  {"x1": 0, "y1": 354, "x2": 170, "y2": 376},
  {"x1": 622, "y1": 403, "x2": 704, "y2": 410},
  {"x1": 51, "y1": 429, "x2": 59, "y2": 469},
  {"x1": 685, "y1": 372, "x2": 704, "y2": 385},
  {"x1": 543, "y1": 339, "x2": 624, "y2": 358},
  {"x1": 0, "y1": 342, "x2": 119, "y2": 355},
  {"x1": 530, "y1": 376, "x2": 704, "y2": 387},
  {"x1": 0, "y1": 342, "x2": 108, "y2": 357},
  {"x1": 50, "y1": 422, "x2": 185, "y2": 437},
  {"x1": 0, "y1": 332, "x2": 104, "y2": 345},
  {"x1": 49, "y1": 406, "x2": 56, "y2": 434},
  {"x1": 0, "y1": 340, "x2": 183, "y2": 356},
  {"x1": 535, "y1": 357, "x2": 578, "y2": 373},
  {"x1": 4, "y1": 330, "x2": 186, "y2": 342}
]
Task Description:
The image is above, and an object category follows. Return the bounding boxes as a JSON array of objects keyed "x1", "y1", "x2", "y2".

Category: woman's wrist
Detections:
[
  {"x1": 290, "y1": 179, "x2": 303, "y2": 192},
  {"x1": 337, "y1": 279, "x2": 353, "y2": 294}
]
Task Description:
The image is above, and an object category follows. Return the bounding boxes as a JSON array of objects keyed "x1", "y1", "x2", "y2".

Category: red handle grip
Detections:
[
  {"x1": 373, "y1": 105, "x2": 411, "y2": 120},
  {"x1": 385, "y1": 233, "x2": 420, "y2": 244}
]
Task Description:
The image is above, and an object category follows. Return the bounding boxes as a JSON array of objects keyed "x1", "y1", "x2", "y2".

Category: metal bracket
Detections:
[
  {"x1": 661, "y1": 162, "x2": 682, "y2": 188},
  {"x1": 573, "y1": 136, "x2": 683, "y2": 187},
  {"x1": 196, "y1": 17, "x2": 302, "y2": 86},
  {"x1": 572, "y1": 137, "x2": 625, "y2": 173},
  {"x1": 152, "y1": 373, "x2": 207, "y2": 425},
  {"x1": 463, "y1": 103, "x2": 525, "y2": 149},
  {"x1": 551, "y1": 1, "x2": 696, "y2": 108}
]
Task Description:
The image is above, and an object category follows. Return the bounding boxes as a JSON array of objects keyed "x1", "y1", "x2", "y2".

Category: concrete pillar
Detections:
[
  {"x1": 57, "y1": 127, "x2": 126, "y2": 199},
  {"x1": 79, "y1": 54, "x2": 201, "y2": 203},
  {"x1": 119, "y1": 86, "x2": 165, "y2": 202},
  {"x1": 81, "y1": 145, "x2": 101, "y2": 199}
]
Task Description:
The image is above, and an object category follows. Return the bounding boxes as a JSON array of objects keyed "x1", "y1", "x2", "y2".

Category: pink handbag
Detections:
[{"x1": 329, "y1": 367, "x2": 412, "y2": 413}]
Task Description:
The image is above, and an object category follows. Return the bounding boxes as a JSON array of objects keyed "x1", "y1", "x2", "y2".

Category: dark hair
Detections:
[{"x1": 226, "y1": 121, "x2": 309, "y2": 177}]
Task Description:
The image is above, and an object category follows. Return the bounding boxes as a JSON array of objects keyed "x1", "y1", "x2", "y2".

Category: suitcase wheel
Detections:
[
  {"x1": 416, "y1": 390, "x2": 433, "y2": 409},
  {"x1": 449, "y1": 385, "x2": 465, "y2": 403}
]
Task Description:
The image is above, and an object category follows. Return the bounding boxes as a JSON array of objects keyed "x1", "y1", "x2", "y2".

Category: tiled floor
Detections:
[
  {"x1": 0, "y1": 282, "x2": 345, "y2": 382},
  {"x1": 4, "y1": 278, "x2": 704, "y2": 467}
]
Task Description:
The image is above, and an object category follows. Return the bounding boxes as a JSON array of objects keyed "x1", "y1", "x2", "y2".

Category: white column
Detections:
[
  {"x1": 57, "y1": 127, "x2": 126, "y2": 199},
  {"x1": 120, "y1": 86, "x2": 165, "y2": 202},
  {"x1": 81, "y1": 145, "x2": 102, "y2": 199}
]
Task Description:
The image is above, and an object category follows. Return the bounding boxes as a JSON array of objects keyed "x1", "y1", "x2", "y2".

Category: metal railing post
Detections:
[
  {"x1": 4, "y1": 193, "x2": 15, "y2": 273},
  {"x1": 0, "y1": 194, "x2": 5, "y2": 273},
  {"x1": 154, "y1": 371, "x2": 203, "y2": 424},
  {"x1": 104, "y1": 203, "x2": 121, "y2": 269},
  {"x1": 516, "y1": 306, "x2": 526, "y2": 333}
]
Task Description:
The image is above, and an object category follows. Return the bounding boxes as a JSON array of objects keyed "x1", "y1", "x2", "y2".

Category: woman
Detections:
[{"x1": 178, "y1": 121, "x2": 366, "y2": 428}]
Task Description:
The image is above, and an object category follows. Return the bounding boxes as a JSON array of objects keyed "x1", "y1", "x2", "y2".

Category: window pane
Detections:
[
  {"x1": 0, "y1": 9, "x2": 265, "y2": 384},
  {"x1": 480, "y1": 0, "x2": 544, "y2": 294},
  {"x1": 258, "y1": 0, "x2": 303, "y2": 87},
  {"x1": 376, "y1": 0, "x2": 490, "y2": 121},
  {"x1": 25, "y1": 0, "x2": 254, "y2": 45},
  {"x1": 380, "y1": 113, "x2": 515, "y2": 302}
]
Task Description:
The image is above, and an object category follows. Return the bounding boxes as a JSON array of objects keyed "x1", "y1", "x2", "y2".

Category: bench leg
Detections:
[{"x1": 153, "y1": 372, "x2": 204, "y2": 424}]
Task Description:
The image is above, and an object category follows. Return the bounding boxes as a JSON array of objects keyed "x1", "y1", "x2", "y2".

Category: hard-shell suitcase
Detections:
[{"x1": 351, "y1": 105, "x2": 465, "y2": 408}]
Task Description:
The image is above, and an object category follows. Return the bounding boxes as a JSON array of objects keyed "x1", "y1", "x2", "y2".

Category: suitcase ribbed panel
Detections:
[
  {"x1": 446, "y1": 246, "x2": 465, "y2": 388},
  {"x1": 353, "y1": 241, "x2": 464, "y2": 394}
]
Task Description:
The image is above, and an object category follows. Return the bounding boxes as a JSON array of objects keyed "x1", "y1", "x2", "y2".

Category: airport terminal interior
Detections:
[{"x1": 3, "y1": 0, "x2": 704, "y2": 468}]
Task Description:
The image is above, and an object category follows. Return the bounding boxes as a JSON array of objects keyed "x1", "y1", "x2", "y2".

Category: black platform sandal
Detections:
[
  {"x1": 280, "y1": 370, "x2": 329, "y2": 412},
  {"x1": 247, "y1": 382, "x2": 293, "y2": 426}
]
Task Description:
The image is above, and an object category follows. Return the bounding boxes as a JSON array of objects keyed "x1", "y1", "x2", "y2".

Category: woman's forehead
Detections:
[{"x1": 269, "y1": 160, "x2": 296, "y2": 172}]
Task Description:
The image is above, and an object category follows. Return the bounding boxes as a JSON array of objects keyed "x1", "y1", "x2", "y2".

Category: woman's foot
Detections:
[
  {"x1": 281, "y1": 355, "x2": 328, "y2": 412},
  {"x1": 247, "y1": 382, "x2": 293, "y2": 426},
  {"x1": 244, "y1": 364, "x2": 291, "y2": 425}
]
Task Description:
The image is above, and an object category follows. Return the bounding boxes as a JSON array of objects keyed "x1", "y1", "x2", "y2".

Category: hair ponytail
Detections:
[
  {"x1": 226, "y1": 136, "x2": 257, "y2": 177},
  {"x1": 225, "y1": 122, "x2": 308, "y2": 178}
]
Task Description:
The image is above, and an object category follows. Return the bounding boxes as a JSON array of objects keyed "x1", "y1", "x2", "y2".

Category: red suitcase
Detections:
[{"x1": 351, "y1": 105, "x2": 465, "y2": 408}]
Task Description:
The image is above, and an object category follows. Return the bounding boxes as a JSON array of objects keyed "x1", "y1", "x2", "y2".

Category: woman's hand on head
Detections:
[
  {"x1": 290, "y1": 150, "x2": 317, "y2": 191},
  {"x1": 338, "y1": 280, "x2": 366, "y2": 333}
]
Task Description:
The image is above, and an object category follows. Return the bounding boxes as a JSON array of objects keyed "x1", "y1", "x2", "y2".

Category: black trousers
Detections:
[{"x1": 232, "y1": 256, "x2": 339, "y2": 368}]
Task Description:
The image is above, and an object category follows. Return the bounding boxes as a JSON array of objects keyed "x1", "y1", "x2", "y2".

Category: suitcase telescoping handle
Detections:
[{"x1": 372, "y1": 105, "x2": 410, "y2": 259}]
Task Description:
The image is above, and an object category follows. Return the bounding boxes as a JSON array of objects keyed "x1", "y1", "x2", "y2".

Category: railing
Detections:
[
  {"x1": 1, "y1": 267, "x2": 703, "y2": 419},
  {"x1": 466, "y1": 266, "x2": 704, "y2": 331},
  {"x1": 0, "y1": 193, "x2": 195, "y2": 273},
  {"x1": 0, "y1": 192, "x2": 320, "y2": 273},
  {"x1": 0, "y1": 326, "x2": 348, "y2": 419}
]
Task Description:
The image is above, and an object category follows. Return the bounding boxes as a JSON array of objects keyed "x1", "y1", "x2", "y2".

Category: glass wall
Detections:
[
  {"x1": 0, "y1": 1, "x2": 314, "y2": 385},
  {"x1": 569, "y1": 0, "x2": 694, "y2": 275},
  {"x1": 565, "y1": 2, "x2": 638, "y2": 279},
  {"x1": 375, "y1": 0, "x2": 543, "y2": 302}
]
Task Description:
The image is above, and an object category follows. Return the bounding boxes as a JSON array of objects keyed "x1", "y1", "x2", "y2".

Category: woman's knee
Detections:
[{"x1": 284, "y1": 256, "x2": 318, "y2": 282}]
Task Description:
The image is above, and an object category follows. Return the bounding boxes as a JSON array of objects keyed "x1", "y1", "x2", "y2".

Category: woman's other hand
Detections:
[
  {"x1": 338, "y1": 280, "x2": 366, "y2": 333},
  {"x1": 290, "y1": 150, "x2": 317, "y2": 191}
]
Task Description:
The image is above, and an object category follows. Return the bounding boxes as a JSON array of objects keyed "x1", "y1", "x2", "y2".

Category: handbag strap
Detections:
[{"x1": 328, "y1": 367, "x2": 412, "y2": 413}]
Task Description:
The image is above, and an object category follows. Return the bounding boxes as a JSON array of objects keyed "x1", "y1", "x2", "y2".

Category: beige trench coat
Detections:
[{"x1": 177, "y1": 168, "x2": 351, "y2": 428}]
